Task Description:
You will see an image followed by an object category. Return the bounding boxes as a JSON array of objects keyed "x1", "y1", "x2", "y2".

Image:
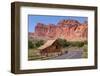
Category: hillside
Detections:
[{"x1": 29, "y1": 19, "x2": 88, "y2": 41}]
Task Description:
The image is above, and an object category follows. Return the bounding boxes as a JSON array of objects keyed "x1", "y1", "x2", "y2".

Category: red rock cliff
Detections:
[{"x1": 30, "y1": 19, "x2": 88, "y2": 41}]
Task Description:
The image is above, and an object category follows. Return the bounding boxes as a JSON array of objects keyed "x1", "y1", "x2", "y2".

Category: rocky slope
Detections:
[{"x1": 29, "y1": 19, "x2": 88, "y2": 41}]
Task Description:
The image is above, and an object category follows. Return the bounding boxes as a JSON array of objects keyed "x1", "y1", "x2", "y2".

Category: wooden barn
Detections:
[{"x1": 38, "y1": 39, "x2": 62, "y2": 57}]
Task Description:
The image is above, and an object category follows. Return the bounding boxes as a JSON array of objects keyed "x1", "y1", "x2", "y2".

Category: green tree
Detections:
[
  {"x1": 28, "y1": 40, "x2": 34, "y2": 49},
  {"x1": 28, "y1": 40, "x2": 45, "y2": 49},
  {"x1": 35, "y1": 40, "x2": 44, "y2": 47},
  {"x1": 57, "y1": 38, "x2": 70, "y2": 47}
]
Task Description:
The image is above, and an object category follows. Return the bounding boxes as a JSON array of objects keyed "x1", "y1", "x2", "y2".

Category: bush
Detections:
[
  {"x1": 35, "y1": 40, "x2": 44, "y2": 47},
  {"x1": 84, "y1": 40, "x2": 88, "y2": 45},
  {"x1": 57, "y1": 38, "x2": 70, "y2": 47},
  {"x1": 29, "y1": 38, "x2": 87, "y2": 49},
  {"x1": 28, "y1": 40, "x2": 34, "y2": 49},
  {"x1": 70, "y1": 41, "x2": 85, "y2": 47},
  {"x1": 57, "y1": 38, "x2": 87, "y2": 48},
  {"x1": 28, "y1": 40, "x2": 45, "y2": 49}
]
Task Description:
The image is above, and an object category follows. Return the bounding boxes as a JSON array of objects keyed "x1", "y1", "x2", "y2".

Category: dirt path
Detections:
[{"x1": 52, "y1": 48, "x2": 83, "y2": 59}]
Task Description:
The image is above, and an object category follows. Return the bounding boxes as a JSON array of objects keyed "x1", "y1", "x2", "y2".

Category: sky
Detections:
[{"x1": 28, "y1": 15, "x2": 88, "y2": 32}]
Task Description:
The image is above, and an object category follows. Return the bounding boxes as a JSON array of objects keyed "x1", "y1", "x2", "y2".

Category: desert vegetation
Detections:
[
  {"x1": 28, "y1": 40, "x2": 45, "y2": 60},
  {"x1": 57, "y1": 38, "x2": 87, "y2": 48},
  {"x1": 28, "y1": 38, "x2": 88, "y2": 60},
  {"x1": 82, "y1": 45, "x2": 88, "y2": 58},
  {"x1": 28, "y1": 40, "x2": 45, "y2": 49}
]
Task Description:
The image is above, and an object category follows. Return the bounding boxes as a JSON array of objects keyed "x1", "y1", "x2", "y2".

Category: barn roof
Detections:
[{"x1": 38, "y1": 39, "x2": 56, "y2": 50}]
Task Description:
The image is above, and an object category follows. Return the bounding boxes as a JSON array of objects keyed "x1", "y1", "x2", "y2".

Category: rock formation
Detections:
[{"x1": 29, "y1": 19, "x2": 88, "y2": 41}]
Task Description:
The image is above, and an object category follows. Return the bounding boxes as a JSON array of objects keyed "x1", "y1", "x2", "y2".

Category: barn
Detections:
[{"x1": 38, "y1": 39, "x2": 62, "y2": 57}]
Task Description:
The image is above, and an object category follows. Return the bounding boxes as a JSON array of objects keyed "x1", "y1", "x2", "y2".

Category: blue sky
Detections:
[{"x1": 28, "y1": 15, "x2": 88, "y2": 32}]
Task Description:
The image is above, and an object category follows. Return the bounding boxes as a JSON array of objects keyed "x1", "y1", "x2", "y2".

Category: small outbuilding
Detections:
[{"x1": 38, "y1": 39, "x2": 62, "y2": 57}]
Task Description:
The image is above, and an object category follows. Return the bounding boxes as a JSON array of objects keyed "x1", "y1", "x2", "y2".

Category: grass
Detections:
[
  {"x1": 28, "y1": 49, "x2": 41, "y2": 60},
  {"x1": 28, "y1": 46, "x2": 88, "y2": 60},
  {"x1": 28, "y1": 39, "x2": 88, "y2": 60},
  {"x1": 82, "y1": 45, "x2": 88, "y2": 58},
  {"x1": 28, "y1": 49, "x2": 54, "y2": 60}
]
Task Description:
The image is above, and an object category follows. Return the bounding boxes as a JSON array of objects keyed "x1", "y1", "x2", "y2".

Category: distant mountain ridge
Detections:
[{"x1": 29, "y1": 19, "x2": 88, "y2": 41}]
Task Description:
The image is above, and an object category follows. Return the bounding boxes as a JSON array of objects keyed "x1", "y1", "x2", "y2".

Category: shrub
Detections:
[
  {"x1": 57, "y1": 38, "x2": 87, "y2": 48},
  {"x1": 28, "y1": 40, "x2": 34, "y2": 49},
  {"x1": 84, "y1": 40, "x2": 88, "y2": 45},
  {"x1": 35, "y1": 40, "x2": 44, "y2": 47},
  {"x1": 70, "y1": 41, "x2": 85, "y2": 47},
  {"x1": 28, "y1": 40, "x2": 45, "y2": 49},
  {"x1": 57, "y1": 38, "x2": 70, "y2": 47}
]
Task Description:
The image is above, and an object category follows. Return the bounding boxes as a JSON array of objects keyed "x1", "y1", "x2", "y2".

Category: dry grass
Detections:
[
  {"x1": 28, "y1": 49, "x2": 41, "y2": 60},
  {"x1": 82, "y1": 45, "x2": 88, "y2": 58},
  {"x1": 28, "y1": 45, "x2": 88, "y2": 60}
]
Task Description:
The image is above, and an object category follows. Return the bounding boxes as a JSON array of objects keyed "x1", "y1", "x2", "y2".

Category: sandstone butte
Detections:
[{"x1": 29, "y1": 19, "x2": 88, "y2": 41}]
